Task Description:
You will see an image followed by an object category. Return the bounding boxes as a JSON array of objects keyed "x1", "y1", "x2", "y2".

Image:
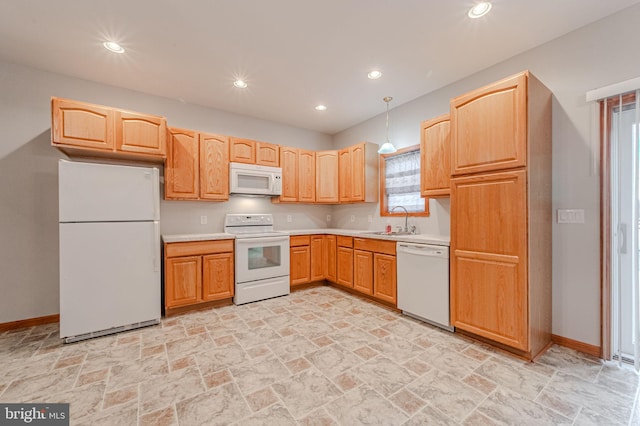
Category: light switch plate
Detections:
[
  {"x1": 350, "y1": 215, "x2": 355, "y2": 222},
  {"x1": 557, "y1": 209, "x2": 585, "y2": 224},
  {"x1": 326, "y1": 214, "x2": 331, "y2": 222},
  {"x1": 286, "y1": 215, "x2": 292, "y2": 223},
  {"x1": 200, "y1": 215, "x2": 207, "y2": 225}
]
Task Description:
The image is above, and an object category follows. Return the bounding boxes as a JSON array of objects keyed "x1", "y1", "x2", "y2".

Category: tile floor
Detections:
[{"x1": 1, "y1": 285, "x2": 638, "y2": 425}]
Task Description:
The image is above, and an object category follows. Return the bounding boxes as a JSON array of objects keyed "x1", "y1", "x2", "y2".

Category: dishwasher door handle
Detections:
[{"x1": 397, "y1": 246, "x2": 445, "y2": 257}]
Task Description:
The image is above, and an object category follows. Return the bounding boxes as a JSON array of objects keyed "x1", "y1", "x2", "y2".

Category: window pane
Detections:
[{"x1": 384, "y1": 149, "x2": 424, "y2": 213}]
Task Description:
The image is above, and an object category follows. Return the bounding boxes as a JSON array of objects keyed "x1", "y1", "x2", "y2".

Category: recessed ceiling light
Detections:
[
  {"x1": 233, "y1": 79, "x2": 248, "y2": 89},
  {"x1": 103, "y1": 41, "x2": 124, "y2": 53},
  {"x1": 315, "y1": 105, "x2": 327, "y2": 111},
  {"x1": 367, "y1": 70, "x2": 382, "y2": 80},
  {"x1": 468, "y1": 2, "x2": 492, "y2": 19}
]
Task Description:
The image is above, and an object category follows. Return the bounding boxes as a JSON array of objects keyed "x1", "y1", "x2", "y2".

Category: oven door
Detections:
[{"x1": 235, "y1": 236, "x2": 290, "y2": 284}]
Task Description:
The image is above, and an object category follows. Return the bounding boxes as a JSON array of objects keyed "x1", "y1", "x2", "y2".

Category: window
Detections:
[{"x1": 380, "y1": 144, "x2": 429, "y2": 216}]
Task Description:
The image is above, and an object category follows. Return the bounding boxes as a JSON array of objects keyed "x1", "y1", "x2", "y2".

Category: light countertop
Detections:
[
  {"x1": 162, "y1": 233, "x2": 235, "y2": 243},
  {"x1": 163, "y1": 229, "x2": 449, "y2": 246}
]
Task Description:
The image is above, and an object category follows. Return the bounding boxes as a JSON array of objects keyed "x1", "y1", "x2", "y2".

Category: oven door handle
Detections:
[{"x1": 236, "y1": 236, "x2": 289, "y2": 244}]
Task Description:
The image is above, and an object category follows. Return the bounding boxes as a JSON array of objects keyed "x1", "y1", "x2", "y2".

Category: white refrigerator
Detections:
[{"x1": 59, "y1": 160, "x2": 161, "y2": 342}]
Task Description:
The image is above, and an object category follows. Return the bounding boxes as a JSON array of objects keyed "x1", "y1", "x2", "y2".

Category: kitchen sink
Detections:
[{"x1": 360, "y1": 230, "x2": 416, "y2": 236}]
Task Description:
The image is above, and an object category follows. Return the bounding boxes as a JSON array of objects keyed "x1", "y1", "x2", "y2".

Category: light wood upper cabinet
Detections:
[
  {"x1": 316, "y1": 151, "x2": 339, "y2": 203},
  {"x1": 164, "y1": 240, "x2": 234, "y2": 314},
  {"x1": 115, "y1": 110, "x2": 166, "y2": 157},
  {"x1": 298, "y1": 149, "x2": 316, "y2": 203},
  {"x1": 52, "y1": 98, "x2": 114, "y2": 151},
  {"x1": 200, "y1": 133, "x2": 230, "y2": 201},
  {"x1": 165, "y1": 128, "x2": 199, "y2": 200},
  {"x1": 256, "y1": 142, "x2": 279, "y2": 166},
  {"x1": 278, "y1": 146, "x2": 299, "y2": 202},
  {"x1": 451, "y1": 170, "x2": 528, "y2": 350},
  {"x1": 450, "y1": 72, "x2": 527, "y2": 175},
  {"x1": 338, "y1": 148, "x2": 352, "y2": 201},
  {"x1": 338, "y1": 142, "x2": 379, "y2": 202},
  {"x1": 51, "y1": 97, "x2": 166, "y2": 162},
  {"x1": 420, "y1": 114, "x2": 451, "y2": 197},
  {"x1": 230, "y1": 137, "x2": 256, "y2": 164},
  {"x1": 165, "y1": 128, "x2": 229, "y2": 201}
]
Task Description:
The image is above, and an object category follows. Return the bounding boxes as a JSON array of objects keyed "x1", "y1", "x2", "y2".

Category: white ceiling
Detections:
[{"x1": 0, "y1": 0, "x2": 638, "y2": 134}]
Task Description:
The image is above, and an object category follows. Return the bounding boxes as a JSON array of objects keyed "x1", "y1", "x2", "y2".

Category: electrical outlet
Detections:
[
  {"x1": 200, "y1": 215, "x2": 207, "y2": 225},
  {"x1": 350, "y1": 215, "x2": 355, "y2": 222},
  {"x1": 368, "y1": 215, "x2": 373, "y2": 223},
  {"x1": 326, "y1": 214, "x2": 331, "y2": 222},
  {"x1": 286, "y1": 214, "x2": 292, "y2": 223}
]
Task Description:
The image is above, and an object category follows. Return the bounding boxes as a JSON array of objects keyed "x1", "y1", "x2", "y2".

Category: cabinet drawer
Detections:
[
  {"x1": 165, "y1": 240, "x2": 233, "y2": 257},
  {"x1": 353, "y1": 238, "x2": 396, "y2": 255},
  {"x1": 290, "y1": 235, "x2": 311, "y2": 247},
  {"x1": 337, "y1": 236, "x2": 353, "y2": 248}
]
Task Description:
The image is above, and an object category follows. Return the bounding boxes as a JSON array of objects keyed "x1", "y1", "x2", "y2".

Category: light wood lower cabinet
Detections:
[
  {"x1": 373, "y1": 253, "x2": 397, "y2": 304},
  {"x1": 323, "y1": 235, "x2": 337, "y2": 282},
  {"x1": 352, "y1": 238, "x2": 397, "y2": 305},
  {"x1": 353, "y1": 250, "x2": 373, "y2": 295},
  {"x1": 290, "y1": 236, "x2": 311, "y2": 286},
  {"x1": 290, "y1": 235, "x2": 325, "y2": 287},
  {"x1": 164, "y1": 240, "x2": 234, "y2": 313},
  {"x1": 336, "y1": 237, "x2": 354, "y2": 288}
]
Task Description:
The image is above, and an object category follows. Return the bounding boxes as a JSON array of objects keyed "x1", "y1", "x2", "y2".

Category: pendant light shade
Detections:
[{"x1": 378, "y1": 96, "x2": 397, "y2": 154}]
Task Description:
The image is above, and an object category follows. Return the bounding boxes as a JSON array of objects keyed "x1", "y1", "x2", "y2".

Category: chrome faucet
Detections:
[{"x1": 390, "y1": 205, "x2": 409, "y2": 233}]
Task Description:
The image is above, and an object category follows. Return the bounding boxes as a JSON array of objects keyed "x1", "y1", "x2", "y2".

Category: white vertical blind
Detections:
[
  {"x1": 605, "y1": 88, "x2": 640, "y2": 371},
  {"x1": 384, "y1": 149, "x2": 422, "y2": 212}
]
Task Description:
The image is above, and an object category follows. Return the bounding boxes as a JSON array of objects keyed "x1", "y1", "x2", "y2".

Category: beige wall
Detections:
[{"x1": 331, "y1": 3, "x2": 640, "y2": 346}]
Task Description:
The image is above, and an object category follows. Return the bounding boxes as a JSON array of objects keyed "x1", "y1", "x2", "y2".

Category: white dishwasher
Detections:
[{"x1": 396, "y1": 242, "x2": 453, "y2": 332}]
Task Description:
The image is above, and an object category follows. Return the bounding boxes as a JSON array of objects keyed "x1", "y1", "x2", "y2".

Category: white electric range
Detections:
[{"x1": 224, "y1": 214, "x2": 290, "y2": 305}]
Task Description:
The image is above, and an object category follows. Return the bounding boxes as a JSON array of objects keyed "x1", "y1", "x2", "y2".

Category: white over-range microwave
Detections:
[{"x1": 229, "y1": 162, "x2": 282, "y2": 196}]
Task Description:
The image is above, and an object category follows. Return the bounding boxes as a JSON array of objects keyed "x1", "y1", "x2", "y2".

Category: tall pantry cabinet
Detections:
[{"x1": 449, "y1": 71, "x2": 552, "y2": 360}]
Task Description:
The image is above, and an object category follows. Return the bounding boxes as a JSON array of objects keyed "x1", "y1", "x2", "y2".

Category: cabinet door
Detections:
[
  {"x1": 165, "y1": 127, "x2": 199, "y2": 200},
  {"x1": 338, "y1": 148, "x2": 352, "y2": 202},
  {"x1": 450, "y1": 170, "x2": 528, "y2": 350},
  {"x1": 316, "y1": 151, "x2": 339, "y2": 203},
  {"x1": 373, "y1": 253, "x2": 396, "y2": 304},
  {"x1": 115, "y1": 110, "x2": 166, "y2": 156},
  {"x1": 350, "y1": 143, "x2": 365, "y2": 201},
  {"x1": 165, "y1": 256, "x2": 201, "y2": 308},
  {"x1": 290, "y1": 245, "x2": 311, "y2": 286},
  {"x1": 323, "y1": 235, "x2": 337, "y2": 283},
  {"x1": 298, "y1": 149, "x2": 316, "y2": 203},
  {"x1": 310, "y1": 235, "x2": 324, "y2": 281},
  {"x1": 51, "y1": 98, "x2": 115, "y2": 151},
  {"x1": 451, "y1": 72, "x2": 527, "y2": 175},
  {"x1": 256, "y1": 142, "x2": 280, "y2": 166},
  {"x1": 353, "y1": 249, "x2": 373, "y2": 295},
  {"x1": 279, "y1": 147, "x2": 299, "y2": 202},
  {"x1": 202, "y1": 252, "x2": 234, "y2": 301},
  {"x1": 336, "y1": 247, "x2": 354, "y2": 288},
  {"x1": 200, "y1": 133, "x2": 230, "y2": 200},
  {"x1": 420, "y1": 115, "x2": 451, "y2": 197},
  {"x1": 230, "y1": 137, "x2": 256, "y2": 164}
]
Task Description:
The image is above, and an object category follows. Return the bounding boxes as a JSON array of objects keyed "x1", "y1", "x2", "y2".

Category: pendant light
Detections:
[{"x1": 378, "y1": 96, "x2": 397, "y2": 154}]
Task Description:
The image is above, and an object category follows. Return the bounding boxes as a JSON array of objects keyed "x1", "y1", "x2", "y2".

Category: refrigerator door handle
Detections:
[
  {"x1": 152, "y1": 168, "x2": 160, "y2": 220},
  {"x1": 153, "y1": 221, "x2": 160, "y2": 272}
]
